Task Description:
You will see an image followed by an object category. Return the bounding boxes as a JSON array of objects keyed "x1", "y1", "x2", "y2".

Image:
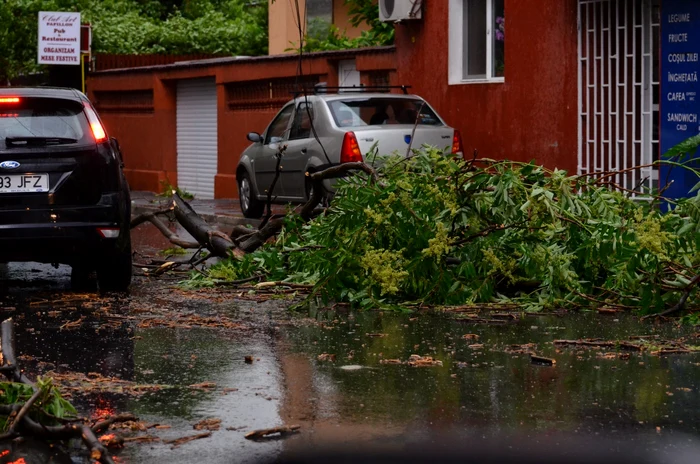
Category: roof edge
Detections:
[{"x1": 92, "y1": 46, "x2": 397, "y2": 76}]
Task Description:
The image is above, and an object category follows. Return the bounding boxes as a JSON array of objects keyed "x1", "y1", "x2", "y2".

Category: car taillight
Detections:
[
  {"x1": 340, "y1": 131, "x2": 363, "y2": 163},
  {"x1": 0, "y1": 97, "x2": 20, "y2": 104},
  {"x1": 83, "y1": 103, "x2": 107, "y2": 143},
  {"x1": 451, "y1": 129, "x2": 464, "y2": 158}
]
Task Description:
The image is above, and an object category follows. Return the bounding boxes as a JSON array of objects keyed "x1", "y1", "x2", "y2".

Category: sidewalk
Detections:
[{"x1": 130, "y1": 191, "x2": 263, "y2": 230}]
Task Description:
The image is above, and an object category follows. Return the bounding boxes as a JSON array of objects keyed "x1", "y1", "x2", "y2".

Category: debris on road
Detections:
[
  {"x1": 530, "y1": 355, "x2": 556, "y2": 366},
  {"x1": 380, "y1": 355, "x2": 443, "y2": 367},
  {"x1": 194, "y1": 418, "x2": 222, "y2": 431},
  {"x1": 244, "y1": 424, "x2": 300, "y2": 440},
  {"x1": 164, "y1": 431, "x2": 213, "y2": 448}
]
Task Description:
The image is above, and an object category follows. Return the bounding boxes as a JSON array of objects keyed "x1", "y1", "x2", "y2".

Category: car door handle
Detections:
[{"x1": 301, "y1": 148, "x2": 308, "y2": 154}]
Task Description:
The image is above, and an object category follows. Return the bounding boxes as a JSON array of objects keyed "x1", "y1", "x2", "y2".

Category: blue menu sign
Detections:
[{"x1": 660, "y1": 0, "x2": 700, "y2": 201}]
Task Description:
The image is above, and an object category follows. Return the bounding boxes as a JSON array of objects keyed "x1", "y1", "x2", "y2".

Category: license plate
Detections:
[{"x1": 0, "y1": 174, "x2": 49, "y2": 193}]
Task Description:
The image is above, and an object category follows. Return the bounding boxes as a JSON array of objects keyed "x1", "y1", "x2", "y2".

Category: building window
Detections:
[
  {"x1": 306, "y1": 0, "x2": 333, "y2": 40},
  {"x1": 449, "y1": 0, "x2": 505, "y2": 84}
]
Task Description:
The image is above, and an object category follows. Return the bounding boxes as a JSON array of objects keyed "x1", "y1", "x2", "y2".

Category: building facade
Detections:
[
  {"x1": 88, "y1": 48, "x2": 396, "y2": 198},
  {"x1": 268, "y1": 0, "x2": 370, "y2": 55},
  {"x1": 88, "y1": 0, "x2": 698, "y2": 198}
]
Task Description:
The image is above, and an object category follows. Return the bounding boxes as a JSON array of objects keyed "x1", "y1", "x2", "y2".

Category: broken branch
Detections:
[
  {"x1": 244, "y1": 424, "x2": 300, "y2": 440},
  {"x1": 172, "y1": 193, "x2": 241, "y2": 258},
  {"x1": 0, "y1": 318, "x2": 129, "y2": 464}
]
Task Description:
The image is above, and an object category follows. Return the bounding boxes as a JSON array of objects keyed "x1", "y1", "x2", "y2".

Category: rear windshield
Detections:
[
  {"x1": 0, "y1": 98, "x2": 91, "y2": 148},
  {"x1": 327, "y1": 97, "x2": 444, "y2": 128}
]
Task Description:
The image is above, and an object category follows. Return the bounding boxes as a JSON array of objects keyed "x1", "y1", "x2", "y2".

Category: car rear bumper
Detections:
[{"x1": 0, "y1": 193, "x2": 128, "y2": 264}]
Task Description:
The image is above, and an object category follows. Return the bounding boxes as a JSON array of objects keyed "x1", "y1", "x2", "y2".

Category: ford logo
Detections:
[
  {"x1": 404, "y1": 135, "x2": 412, "y2": 144},
  {"x1": 0, "y1": 161, "x2": 20, "y2": 170}
]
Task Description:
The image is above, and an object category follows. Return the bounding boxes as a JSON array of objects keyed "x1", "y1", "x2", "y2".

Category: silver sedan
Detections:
[{"x1": 236, "y1": 92, "x2": 463, "y2": 218}]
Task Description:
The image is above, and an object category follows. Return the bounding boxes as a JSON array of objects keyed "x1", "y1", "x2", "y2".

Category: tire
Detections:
[
  {"x1": 71, "y1": 264, "x2": 97, "y2": 291},
  {"x1": 238, "y1": 171, "x2": 265, "y2": 219},
  {"x1": 97, "y1": 234, "x2": 132, "y2": 292}
]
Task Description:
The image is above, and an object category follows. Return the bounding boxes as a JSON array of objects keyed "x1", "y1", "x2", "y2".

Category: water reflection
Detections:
[
  {"x1": 278, "y1": 310, "x2": 700, "y2": 454},
  {"x1": 119, "y1": 328, "x2": 284, "y2": 464}
]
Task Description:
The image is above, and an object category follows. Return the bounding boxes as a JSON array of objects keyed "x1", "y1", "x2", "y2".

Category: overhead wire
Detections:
[{"x1": 292, "y1": 0, "x2": 332, "y2": 166}]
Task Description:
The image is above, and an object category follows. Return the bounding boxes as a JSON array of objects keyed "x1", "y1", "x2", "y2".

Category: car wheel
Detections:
[
  {"x1": 71, "y1": 264, "x2": 97, "y2": 291},
  {"x1": 238, "y1": 171, "x2": 265, "y2": 219},
  {"x1": 97, "y1": 235, "x2": 132, "y2": 292}
]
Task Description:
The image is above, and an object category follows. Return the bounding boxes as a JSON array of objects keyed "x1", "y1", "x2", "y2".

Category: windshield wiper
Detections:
[{"x1": 5, "y1": 136, "x2": 78, "y2": 148}]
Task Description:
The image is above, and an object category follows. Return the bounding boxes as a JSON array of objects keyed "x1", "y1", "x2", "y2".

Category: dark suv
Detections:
[{"x1": 0, "y1": 87, "x2": 131, "y2": 291}]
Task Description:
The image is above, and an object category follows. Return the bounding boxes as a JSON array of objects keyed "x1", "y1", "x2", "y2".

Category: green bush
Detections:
[
  {"x1": 0, "y1": 0, "x2": 268, "y2": 81},
  {"x1": 189, "y1": 147, "x2": 700, "y2": 314}
]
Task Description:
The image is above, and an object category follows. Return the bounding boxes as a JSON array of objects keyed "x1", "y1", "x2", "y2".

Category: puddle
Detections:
[
  {"x1": 2, "y1": 237, "x2": 700, "y2": 463},
  {"x1": 276, "y1": 309, "x2": 700, "y2": 458}
]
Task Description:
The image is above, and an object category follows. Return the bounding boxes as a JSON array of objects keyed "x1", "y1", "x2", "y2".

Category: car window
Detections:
[
  {"x1": 327, "y1": 97, "x2": 444, "y2": 128},
  {"x1": 289, "y1": 102, "x2": 314, "y2": 141},
  {"x1": 0, "y1": 98, "x2": 89, "y2": 148},
  {"x1": 264, "y1": 104, "x2": 294, "y2": 145}
]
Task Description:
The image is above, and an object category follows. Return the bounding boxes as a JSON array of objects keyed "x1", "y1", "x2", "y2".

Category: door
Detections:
[
  {"x1": 338, "y1": 60, "x2": 361, "y2": 90},
  {"x1": 578, "y1": 0, "x2": 660, "y2": 194},
  {"x1": 253, "y1": 104, "x2": 294, "y2": 199},
  {"x1": 282, "y1": 101, "x2": 314, "y2": 199},
  {"x1": 176, "y1": 78, "x2": 217, "y2": 199}
]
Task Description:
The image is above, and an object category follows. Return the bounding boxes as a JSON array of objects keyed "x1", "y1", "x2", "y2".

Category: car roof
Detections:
[
  {"x1": 0, "y1": 87, "x2": 86, "y2": 102},
  {"x1": 315, "y1": 93, "x2": 423, "y2": 102}
]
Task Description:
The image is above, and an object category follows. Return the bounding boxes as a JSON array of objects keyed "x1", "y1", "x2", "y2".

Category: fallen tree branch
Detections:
[
  {"x1": 553, "y1": 339, "x2": 643, "y2": 351},
  {"x1": 163, "y1": 431, "x2": 212, "y2": 448},
  {"x1": 91, "y1": 414, "x2": 139, "y2": 434},
  {"x1": 260, "y1": 144, "x2": 287, "y2": 229},
  {"x1": 642, "y1": 274, "x2": 700, "y2": 319},
  {"x1": 244, "y1": 424, "x2": 300, "y2": 440},
  {"x1": 130, "y1": 208, "x2": 174, "y2": 229},
  {"x1": 453, "y1": 221, "x2": 531, "y2": 246},
  {"x1": 5, "y1": 387, "x2": 42, "y2": 437},
  {"x1": 237, "y1": 163, "x2": 377, "y2": 253},
  {"x1": 139, "y1": 164, "x2": 377, "y2": 261},
  {"x1": 0, "y1": 318, "x2": 133, "y2": 464},
  {"x1": 172, "y1": 193, "x2": 243, "y2": 258},
  {"x1": 131, "y1": 209, "x2": 200, "y2": 249},
  {"x1": 213, "y1": 275, "x2": 265, "y2": 286}
]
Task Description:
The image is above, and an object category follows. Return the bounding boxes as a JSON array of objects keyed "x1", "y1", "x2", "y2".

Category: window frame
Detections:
[
  {"x1": 264, "y1": 104, "x2": 295, "y2": 145},
  {"x1": 288, "y1": 102, "x2": 314, "y2": 141},
  {"x1": 448, "y1": 0, "x2": 505, "y2": 85}
]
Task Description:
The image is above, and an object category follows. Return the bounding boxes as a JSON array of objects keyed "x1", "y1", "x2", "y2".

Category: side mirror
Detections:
[{"x1": 247, "y1": 132, "x2": 262, "y2": 143}]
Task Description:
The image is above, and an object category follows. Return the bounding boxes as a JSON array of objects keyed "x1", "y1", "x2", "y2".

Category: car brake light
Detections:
[
  {"x1": 0, "y1": 97, "x2": 20, "y2": 104},
  {"x1": 451, "y1": 130, "x2": 464, "y2": 158},
  {"x1": 97, "y1": 227, "x2": 120, "y2": 238},
  {"x1": 340, "y1": 131, "x2": 363, "y2": 163},
  {"x1": 83, "y1": 103, "x2": 107, "y2": 143}
]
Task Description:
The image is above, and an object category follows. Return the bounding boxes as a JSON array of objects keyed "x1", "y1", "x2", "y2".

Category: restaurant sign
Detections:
[
  {"x1": 660, "y1": 0, "x2": 700, "y2": 199},
  {"x1": 37, "y1": 11, "x2": 81, "y2": 65}
]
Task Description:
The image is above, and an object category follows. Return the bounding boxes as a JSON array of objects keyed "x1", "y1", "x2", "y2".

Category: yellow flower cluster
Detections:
[
  {"x1": 364, "y1": 207, "x2": 385, "y2": 226},
  {"x1": 482, "y1": 247, "x2": 517, "y2": 283},
  {"x1": 632, "y1": 208, "x2": 674, "y2": 260},
  {"x1": 360, "y1": 247, "x2": 409, "y2": 295},
  {"x1": 422, "y1": 222, "x2": 453, "y2": 259}
]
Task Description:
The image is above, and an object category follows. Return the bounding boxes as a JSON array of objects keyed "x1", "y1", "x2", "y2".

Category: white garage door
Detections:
[{"x1": 176, "y1": 77, "x2": 217, "y2": 199}]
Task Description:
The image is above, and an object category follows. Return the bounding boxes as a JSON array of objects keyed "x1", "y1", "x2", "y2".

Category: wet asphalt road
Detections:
[{"x1": 1, "y1": 225, "x2": 700, "y2": 463}]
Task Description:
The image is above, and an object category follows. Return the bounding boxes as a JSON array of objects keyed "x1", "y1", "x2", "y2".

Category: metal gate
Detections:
[
  {"x1": 578, "y1": 0, "x2": 660, "y2": 193},
  {"x1": 176, "y1": 77, "x2": 218, "y2": 199}
]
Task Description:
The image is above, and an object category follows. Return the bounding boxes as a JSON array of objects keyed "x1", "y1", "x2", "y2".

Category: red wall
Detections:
[
  {"x1": 394, "y1": 0, "x2": 579, "y2": 173},
  {"x1": 88, "y1": 48, "x2": 397, "y2": 197}
]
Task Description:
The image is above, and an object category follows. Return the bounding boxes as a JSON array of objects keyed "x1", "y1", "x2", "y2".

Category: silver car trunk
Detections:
[{"x1": 351, "y1": 125, "x2": 455, "y2": 158}]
